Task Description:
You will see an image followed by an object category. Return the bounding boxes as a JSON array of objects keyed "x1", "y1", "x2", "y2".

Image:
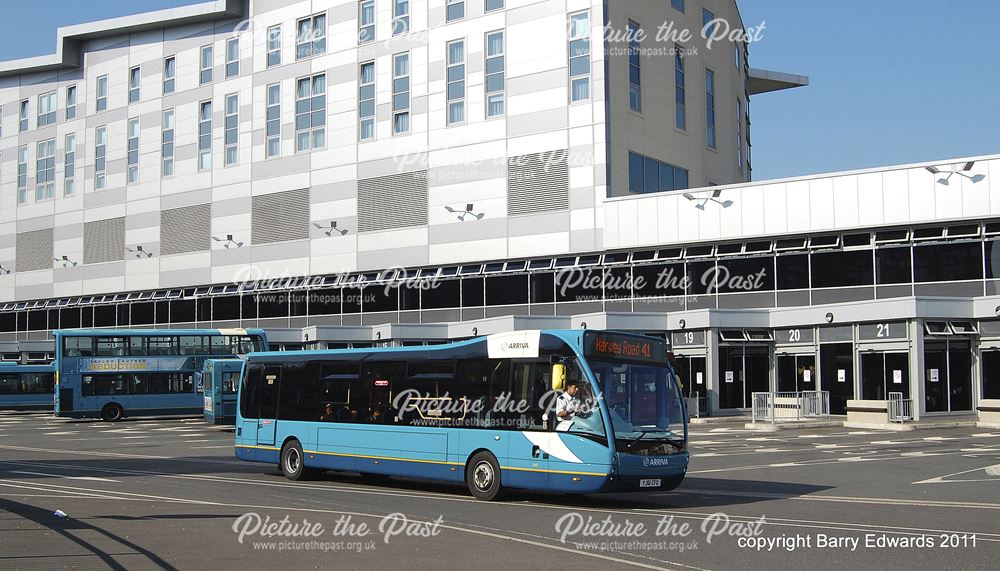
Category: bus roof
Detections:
[
  {"x1": 0, "y1": 363, "x2": 55, "y2": 372},
  {"x1": 54, "y1": 328, "x2": 267, "y2": 338},
  {"x1": 245, "y1": 329, "x2": 592, "y2": 361}
]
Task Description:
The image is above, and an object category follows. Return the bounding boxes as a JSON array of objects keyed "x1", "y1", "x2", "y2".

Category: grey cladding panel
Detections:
[
  {"x1": 16, "y1": 229, "x2": 53, "y2": 272},
  {"x1": 161, "y1": 203, "x2": 211, "y2": 255},
  {"x1": 84, "y1": 217, "x2": 125, "y2": 264},
  {"x1": 508, "y1": 149, "x2": 569, "y2": 216},
  {"x1": 252, "y1": 188, "x2": 310, "y2": 244},
  {"x1": 357, "y1": 171, "x2": 429, "y2": 233}
]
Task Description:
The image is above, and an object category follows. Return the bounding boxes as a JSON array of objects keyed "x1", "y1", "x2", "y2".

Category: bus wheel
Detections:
[
  {"x1": 280, "y1": 440, "x2": 313, "y2": 481},
  {"x1": 466, "y1": 451, "x2": 504, "y2": 501},
  {"x1": 101, "y1": 403, "x2": 124, "y2": 422}
]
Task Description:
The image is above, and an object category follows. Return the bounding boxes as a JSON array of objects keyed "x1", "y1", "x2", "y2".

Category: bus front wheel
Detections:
[
  {"x1": 280, "y1": 440, "x2": 315, "y2": 481},
  {"x1": 466, "y1": 451, "x2": 504, "y2": 501},
  {"x1": 101, "y1": 403, "x2": 124, "y2": 422}
]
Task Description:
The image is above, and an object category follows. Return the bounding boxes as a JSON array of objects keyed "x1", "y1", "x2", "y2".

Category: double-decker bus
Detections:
[
  {"x1": 55, "y1": 329, "x2": 268, "y2": 421},
  {"x1": 235, "y1": 330, "x2": 688, "y2": 500},
  {"x1": 0, "y1": 363, "x2": 56, "y2": 410},
  {"x1": 202, "y1": 358, "x2": 243, "y2": 425}
]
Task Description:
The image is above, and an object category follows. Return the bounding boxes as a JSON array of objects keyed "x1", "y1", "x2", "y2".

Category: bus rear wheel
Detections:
[
  {"x1": 101, "y1": 403, "x2": 124, "y2": 422},
  {"x1": 280, "y1": 440, "x2": 316, "y2": 481},
  {"x1": 466, "y1": 451, "x2": 504, "y2": 501}
]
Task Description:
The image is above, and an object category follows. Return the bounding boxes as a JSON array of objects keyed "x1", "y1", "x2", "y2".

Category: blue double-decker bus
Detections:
[
  {"x1": 235, "y1": 330, "x2": 688, "y2": 500},
  {"x1": 0, "y1": 363, "x2": 56, "y2": 410},
  {"x1": 55, "y1": 329, "x2": 268, "y2": 421},
  {"x1": 202, "y1": 358, "x2": 244, "y2": 425}
]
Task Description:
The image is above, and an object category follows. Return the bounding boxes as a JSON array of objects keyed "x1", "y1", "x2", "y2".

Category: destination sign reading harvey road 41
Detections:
[{"x1": 584, "y1": 332, "x2": 668, "y2": 364}]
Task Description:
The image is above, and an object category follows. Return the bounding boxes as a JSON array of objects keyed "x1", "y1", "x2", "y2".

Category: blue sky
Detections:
[{"x1": 2, "y1": 0, "x2": 997, "y2": 181}]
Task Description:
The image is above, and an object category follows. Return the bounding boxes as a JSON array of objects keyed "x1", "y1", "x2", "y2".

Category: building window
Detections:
[
  {"x1": 392, "y1": 53, "x2": 410, "y2": 134},
  {"x1": 735, "y1": 43, "x2": 741, "y2": 69},
  {"x1": 161, "y1": 109, "x2": 175, "y2": 176},
  {"x1": 671, "y1": 0, "x2": 684, "y2": 12},
  {"x1": 359, "y1": 62, "x2": 375, "y2": 141},
  {"x1": 200, "y1": 45, "x2": 213, "y2": 84},
  {"x1": 295, "y1": 74, "x2": 326, "y2": 152},
  {"x1": 65, "y1": 85, "x2": 77, "y2": 120},
  {"x1": 127, "y1": 118, "x2": 139, "y2": 184},
  {"x1": 17, "y1": 146, "x2": 28, "y2": 203},
  {"x1": 225, "y1": 93, "x2": 238, "y2": 166},
  {"x1": 737, "y1": 98, "x2": 743, "y2": 173},
  {"x1": 267, "y1": 25, "x2": 281, "y2": 67},
  {"x1": 706, "y1": 68, "x2": 716, "y2": 149},
  {"x1": 226, "y1": 38, "x2": 239, "y2": 78},
  {"x1": 446, "y1": 40, "x2": 465, "y2": 125},
  {"x1": 674, "y1": 47, "x2": 685, "y2": 129},
  {"x1": 265, "y1": 84, "x2": 280, "y2": 157},
  {"x1": 359, "y1": 1, "x2": 375, "y2": 44},
  {"x1": 64, "y1": 133, "x2": 76, "y2": 195},
  {"x1": 37, "y1": 92, "x2": 56, "y2": 127},
  {"x1": 393, "y1": 0, "x2": 410, "y2": 35},
  {"x1": 96, "y1": 75, "x2": 108, "y2": 112},
  {"x1": 485, "y1": 30, "x2": 505, "y2": 118},
  {"x1": 95, "y1": 126, "x2": 107, "y2": 190},
  {"x1": 702, "y1": 8, "x2": 717, "y2": 37},
  {"x1": 628, "y1": 20, "x2": 641, "y2": 112},
  {"x1": 128, "y1": 66, "x2": 141, "y2": 103},
  {"x1": 628, "y1": 151, "x2": 688, "y2": 194},
  {"x1": 568, "y1": 11, "x2": 590, "y2": 102},
  {"x1": 163, "y1": 56, "x2": 176, "y2": 94},
  {"x1": 19, "y1": 99, "x2": 29, "y2": 131},
  {"x1": 296, "y1": 13, "x2": 327, "y2": 59},
  {"x1": 485, "y1": 0, "x2": 503, "y2": 12},
  {"x1": 446, "y1": 0, "x2": 465, "y2": 21},
  {"x1": 198, "y1": 101, "x2": 212, "y2": 171}
]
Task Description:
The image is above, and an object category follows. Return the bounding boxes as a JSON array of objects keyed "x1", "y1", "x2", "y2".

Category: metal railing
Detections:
[
  {"x1": 888, "y1": 392, "x2": 913, "y2": 422},
  {"x1": 753, "y1": 391, "x2": 831, "y2": 423}
]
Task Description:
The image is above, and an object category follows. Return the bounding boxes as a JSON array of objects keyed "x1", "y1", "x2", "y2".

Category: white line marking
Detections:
[{"x1": 9, "y1": 470, "x2": 121, "y2": 483}]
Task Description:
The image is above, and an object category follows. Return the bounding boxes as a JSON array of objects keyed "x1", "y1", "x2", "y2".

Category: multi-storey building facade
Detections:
[{"x1": 22, "y1": 1, "x2": 1000, "y2": 424}]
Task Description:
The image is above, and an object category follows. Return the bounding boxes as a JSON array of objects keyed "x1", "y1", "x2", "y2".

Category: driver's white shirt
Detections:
[{"x1": 555, "y1": 391, "x2": 579, "y2": 431}]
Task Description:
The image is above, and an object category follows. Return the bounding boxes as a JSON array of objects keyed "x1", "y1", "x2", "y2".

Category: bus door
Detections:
[
  {"x1": 504, "y1": 361, "x2": 551, "y2": 490},
  {"x1": 256, "y1": 365, "x2": 282, "y2": 447}
]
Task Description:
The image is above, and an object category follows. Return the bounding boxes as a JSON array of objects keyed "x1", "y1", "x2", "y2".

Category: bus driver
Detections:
[{"x1": 555, "y1": 381, "x2": 581, "y2": 431}]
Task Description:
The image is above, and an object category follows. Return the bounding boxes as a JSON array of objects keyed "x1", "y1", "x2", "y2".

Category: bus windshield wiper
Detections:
[{"x1": 626, "y1": 431, "x2": 654, "y2": 449}]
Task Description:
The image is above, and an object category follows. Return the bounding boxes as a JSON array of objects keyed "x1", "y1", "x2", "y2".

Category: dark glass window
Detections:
[
  {"x1": 811, "y1": 250, "x2": 873, "y2": 288},
  {"x1": 988, "y1": 240, "x2": 1000, "y2": 279},
  {"x1": 398, "y1": 285, "x2": 419, "y2": 310},
  {"x1": 308, "y1": 288, "x2": 339, "y2": 315},
  {"x1": 131, "y1": 302, "x2": 155, "y2": 325},
  {"x1": 0, "y1": 313, "x2": 15, "y2": 333},
  {"x1": 366, "y1": 285, "x2": 399, "y2": 312},
  {"x1": 628, "y1": 152, "x2": 643, "y2": 193},
  {"x1": 714, "y1": 256, "x2": 774, "y2": 293},
  {"x1": 876, "y1": 247, "x2": 911, "y2": 284},
  {"x1": 555, "y1": 268, "x2": 599, "y2": 302},
  {"x1": 914, "y1": 242, "x2": 982, "y2": 282},
  {"x1": 529, "y1": 273, "x2": 554, "y2": 303},
  {"x1": 290, "y1": 292, "x2": 308, "y2": 316},
  {"x1": 197, "y1": 298, "x2": 212, "y2": 321},
  {"x1": 27, "y1": 311, "x2": 47, "y2": 331},
  {"x1": 94, "y1": 305, "x2": 117, "y2": 326},
  {"x1": 343, "y1": 288, "x2": 362, "y2": 314},
  {"x1": 486, "y1": 275, "x2": 527, "y2": 305},
  {"x1": 278, "y1": 361, "x2": 322, "y2": 421},
  {"x1": 633, "y1": 263, "x2": 685, "y2": 297},
  {"x1": 462, "y1": 277, "x2": 484, "y2": 306},
  {"x1": 171, "y1": 299, "x2": 196, "y2": 322},
  {"x1": 604, "y1": 266, "x2": 632, "y2": 299},
  {"x1": 422, "y1": 279, "x2": 460, "y2": 309},
  {"x1": 258, "y1": 293, "x2": 288, "y2": 318},
  {"x1": 776, "y1": 255, "x2": 809, "y2": 290},
  {"x1": 213, "y1": 296, "x2": 240, "y2": 320},
  {"x1": 686, "y1": 260, "x2": 716, "y2": 295}
]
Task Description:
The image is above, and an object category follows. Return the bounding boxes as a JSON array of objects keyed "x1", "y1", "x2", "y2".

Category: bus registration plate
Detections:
[{"x1": 639, "y1": 479, "x2": 661, "y2": 488}]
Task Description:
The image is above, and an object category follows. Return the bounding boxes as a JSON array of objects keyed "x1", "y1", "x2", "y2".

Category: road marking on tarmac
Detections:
[{"x1": 9, "y1": 470, "x2": 120, "y2": 483}]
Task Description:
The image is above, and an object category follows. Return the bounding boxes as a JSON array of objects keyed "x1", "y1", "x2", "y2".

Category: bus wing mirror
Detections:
[{"x1": 551, "y1": 364, "x2": 566, "y2": 392}]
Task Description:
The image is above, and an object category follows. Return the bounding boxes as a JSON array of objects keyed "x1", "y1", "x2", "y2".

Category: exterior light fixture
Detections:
[
  {"x1": 825, "y1": 312, "x2": 834, "y2": 323},
  {"x1": 126, "y1": 245, "x2": 154, "y2": 258},
  {"x1": 0, "y1": 264, "x2": 11, "y2": 275},
  {"x1": 678, "y1": 319, "x2": 686, "y2": 329},
  {"x1": 52, "y1": 255, "x2": 78, "y2": 268},
  {"x1": 683, "y1": 189, "x2": 734, "y2": 210},
  {"x1": 313, "y1": 221, "x2": 348, "y2": 236},
  {"x1": 445, "y1": 203, "x2": 484, "y2": 221},
  {"x1": 580, "y1": 321, "x2": 588, "y2": 329},
  {"x1": 211, "y1": 234, "x2": 244, "y2": 248},
  {"x1": 926, "y1": 161, "x2": 985, "y2": 185},
  {"x1": 472, "y1": 327, "x2": 478, "y2": 336}
]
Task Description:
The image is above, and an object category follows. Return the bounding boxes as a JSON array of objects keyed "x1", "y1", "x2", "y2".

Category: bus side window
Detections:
[
  {"x1": 82, "y1": 375, "x2": 95, "y2": 396},
  {"x1": 240, "y1": 365, "x2": 263, "y2": 419}
]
